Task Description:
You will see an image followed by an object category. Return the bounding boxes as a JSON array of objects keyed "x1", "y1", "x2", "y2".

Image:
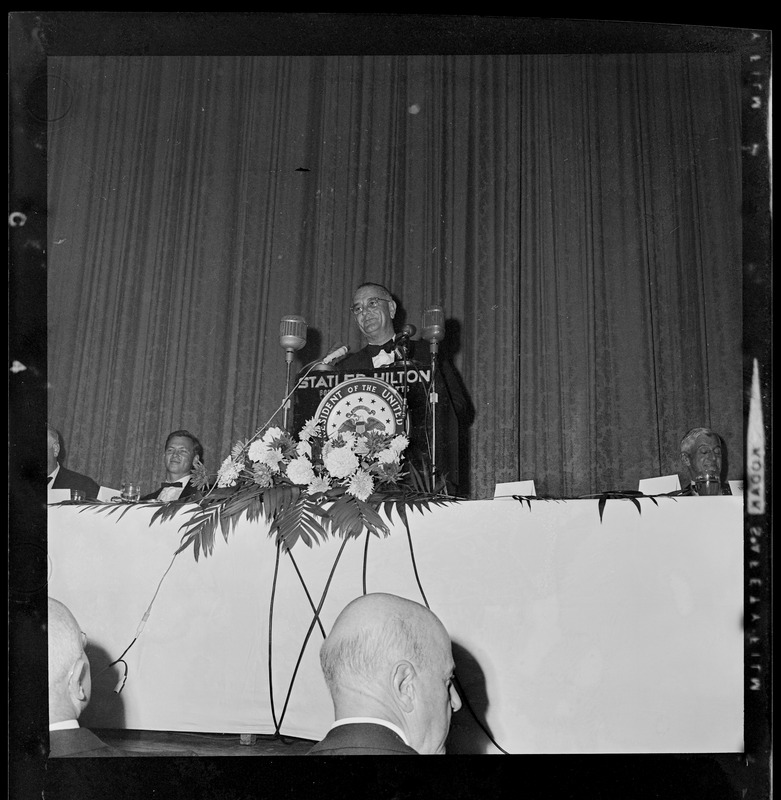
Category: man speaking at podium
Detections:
[
  {"x1": 337, "y1": 282, "x2": 471, "y2": 495},
  {"x1": 340, "y1": 282, "x2": 423, "y2": 370}
]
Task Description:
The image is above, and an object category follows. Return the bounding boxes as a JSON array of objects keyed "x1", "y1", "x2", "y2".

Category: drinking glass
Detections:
[
  {"x1": 694, "y1": 472, "x2": 721, "y2": 496},
  {"x1": 121, "y1": 483, "x2": 141, "y2": 502},
  {"x1": 70, "y1": 489, "x2": 85, "y2": 502}
]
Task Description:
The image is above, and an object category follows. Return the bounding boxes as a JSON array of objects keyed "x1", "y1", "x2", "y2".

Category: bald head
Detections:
[
  {"x1": 48, "y1": 597, "x2": 91, "y2": 724},
  {"x1": 319, "y1": 593, "x2": 461, "y2": 754}
]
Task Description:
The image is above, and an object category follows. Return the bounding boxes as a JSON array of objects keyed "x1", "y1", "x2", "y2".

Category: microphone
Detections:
[
  {"x1": 280, "y1": 315, "x2": 307, "y2": 362},
  {"x1": 395, "y1": 324, "x2": 417, "y2": 344},
  {"x1": 421, "y1": 306, "x2": 445, "y2": 349},
  {"x1": 320, "y1": 343, "x2": 350, "y2": 366},
  {"x1": 392, "y1": 324, "x2": 416, "y2": 363}
]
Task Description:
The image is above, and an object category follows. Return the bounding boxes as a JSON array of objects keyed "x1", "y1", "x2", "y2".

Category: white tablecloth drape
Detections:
[{"x1": 48, "y1": 496, "x2": 743, "y2": 754}]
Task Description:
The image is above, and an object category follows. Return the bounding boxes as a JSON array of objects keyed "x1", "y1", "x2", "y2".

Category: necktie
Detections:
[{"x1": 161, "y1": 481, "x2": 183, "y2": 488}]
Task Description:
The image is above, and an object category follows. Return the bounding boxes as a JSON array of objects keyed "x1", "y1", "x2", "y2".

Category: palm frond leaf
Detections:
[
  {"x1": 175, "y1": 505, "x2": 222, "y2": 561},
  {"x1": 269, "y1": 496, "x2": 331, "y2": 551}
]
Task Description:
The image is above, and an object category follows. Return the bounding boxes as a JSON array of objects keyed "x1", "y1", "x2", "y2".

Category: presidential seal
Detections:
[{"x1": 315, "y1": 378, "x2": 406, "y2": 438}]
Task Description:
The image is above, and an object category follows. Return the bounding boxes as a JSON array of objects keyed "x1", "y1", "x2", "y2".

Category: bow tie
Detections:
[
  {"x1": 47, "y1": 475, "x2": 54, "y2": 485},
  {"x1": 161, "y1": 481, "x2": 183, "y2": 488},
  {"x1": 365, "y1": 339, "x2": 397, "y2": 355}
]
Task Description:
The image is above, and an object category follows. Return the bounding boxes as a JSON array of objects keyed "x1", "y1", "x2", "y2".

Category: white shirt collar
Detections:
[
  {"x1": 372, "y1": 349, "x2": 396, "y2": 368},
  {"x1": 330, "y1": 717, "x2": 409, "y2": 746},
  {"x1": 48, "y1": 464, "x2": 61, "y2": 483},
  {"x1": 49, "y1": 719, "x2": 79, "y2": 731}
]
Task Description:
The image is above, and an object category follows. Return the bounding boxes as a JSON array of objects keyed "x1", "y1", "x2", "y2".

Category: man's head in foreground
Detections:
[{"x1": 319, "y1": 592, "x2": 461, "y2": 754}]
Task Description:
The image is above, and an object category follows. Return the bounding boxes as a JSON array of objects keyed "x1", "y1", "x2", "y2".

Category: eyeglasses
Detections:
[{"x1": 350, "y1": 297, "x2": 390, "y2": 316}]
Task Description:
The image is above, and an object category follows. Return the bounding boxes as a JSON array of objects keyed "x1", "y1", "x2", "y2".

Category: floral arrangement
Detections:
[{"x1": 153, "y1": 418, "x2": 454, "y2": 560}]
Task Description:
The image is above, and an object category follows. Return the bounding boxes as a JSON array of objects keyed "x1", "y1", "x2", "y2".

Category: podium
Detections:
[{"x1": 292, "y1": 358, "x2": 463, "y2": 493}]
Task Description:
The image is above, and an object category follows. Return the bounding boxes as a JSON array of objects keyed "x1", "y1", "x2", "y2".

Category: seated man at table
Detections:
[
  {"x1": 48, "y1": 597, "x2": 122, "y2": 757},
  {"x1": 47, "y1": 424, "x2": 100, "y2": 499},
  {"x1": 307, "y1": 592, "x2": 462, "y2": 755},
  {"x1": 141, "y1": 429, "x2": 204, "y2": 501},
  {"x1": 679, "y1": 426, "x2": 732, "y2": 496}
]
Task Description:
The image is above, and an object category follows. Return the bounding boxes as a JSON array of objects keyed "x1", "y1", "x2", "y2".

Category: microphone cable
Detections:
[
  {"x1": 97, "y1": 550, "x2": 180, "y2": 694},
  {"x1": 196, "y1": 359, "x2": 330, "y2": 505},
  {"x1": 393, "y1": 513, "x2": 511, "y2": 754}
]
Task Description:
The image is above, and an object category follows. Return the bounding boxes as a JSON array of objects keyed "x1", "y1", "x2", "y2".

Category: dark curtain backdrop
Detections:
[{"x1": 47, "y1": 53, "x2": 742, "y2": 500}]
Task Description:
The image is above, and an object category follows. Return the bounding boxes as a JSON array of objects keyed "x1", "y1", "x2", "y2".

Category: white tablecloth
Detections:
[{"x1": 47, "y1": 496, "x2": 744, "y2": 754}]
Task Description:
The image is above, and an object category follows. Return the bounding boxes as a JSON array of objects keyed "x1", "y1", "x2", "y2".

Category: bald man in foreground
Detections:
[
  {"x1": 48, "y1": 597, "x2": 120, "y2": 757},
  {"x1": 307, "y1": 593, "x2": 462, "y2": 755}
]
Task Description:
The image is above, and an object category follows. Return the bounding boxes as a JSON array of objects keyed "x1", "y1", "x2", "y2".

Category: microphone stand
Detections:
[
  {"x1": 428, "y1": 339, "x2": 439, "y2": 483},
  {"x1": 396, "y1": 337, "x2": 412, "y2": 437},
  {"x1": 283, "y1": 349, "x2": 295, "y2": 430}
]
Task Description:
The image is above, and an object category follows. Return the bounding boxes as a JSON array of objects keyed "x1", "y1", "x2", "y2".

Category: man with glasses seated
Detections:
[
  {"x1": 48, "y1": 597, "x2": 122, "y2": 757},
  {"x1": 307, "y1": 593, "x2": 462, "y2": 755}
]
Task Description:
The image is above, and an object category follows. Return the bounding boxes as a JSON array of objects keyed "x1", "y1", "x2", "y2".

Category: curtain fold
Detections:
[{"x1": 47, "y1": 53, "x2": 741, "y2": 499}]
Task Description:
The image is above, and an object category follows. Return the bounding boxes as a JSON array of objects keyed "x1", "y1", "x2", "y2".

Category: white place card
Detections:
[
  {"x1": 494, "y1": 480, "x2": 536, "y2": 498},
  {"x1": 98, "y1": 486, "x2": 122, "y2": 502},
  {"x1": 638, "y1": 475, "x2": 681, "y2": 494}
]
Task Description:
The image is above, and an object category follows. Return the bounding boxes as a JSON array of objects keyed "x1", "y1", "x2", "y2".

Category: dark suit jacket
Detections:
[
  {"x1": 50, "y1": 466, "x2": 100, "y2": 500},
  {"x1": 49, "y1": 726, "x2": 122, "y2": 757},
  {"x1": 141, "y1": 479, "x2": 201, "y2": 502},
  {"x1": 339, "y1": 338, "x2": 472, "y2": 494},
  {"x1": 306, "y1": 722, "x2": 418, "y2": 755}
]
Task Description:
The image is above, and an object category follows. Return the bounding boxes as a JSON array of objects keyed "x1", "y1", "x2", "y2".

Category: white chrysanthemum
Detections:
[
  {"x1": 299, "y1": 417, "x2": 319, "y2": 442},
  {"x1": 259, "y1": 446, "x2": 283, "y2": 472},
  {"x1": 307, "y1": 475, "x2": 331, "y2": 495},
  {"x1": 286, "y1": 456, "x2": 316, "y2": 486},
  {"x1": 323, "y1": 446, "x2": 359, "y2": 479},
  {"x1": 378, "y1": 447, "x2": 398, "y2": 464},
  {"x1": 261, "y1": 426, "x2": 285, "y2": 444},
  {"x1": 390, "y1": 434, "x2": 409, "y2": 454},
  {"x1": 347, "y1": 469, "x2": 374, "y2": 501},
  {"x1": 216, "y1": 456, "x2": 242, "y2": 487},
  {"x1": 296, "y1": 440, "x2": 312, "y2": 458},
  {"x1": 247, "y1": 439, "x2": 266, "y2": 462}
]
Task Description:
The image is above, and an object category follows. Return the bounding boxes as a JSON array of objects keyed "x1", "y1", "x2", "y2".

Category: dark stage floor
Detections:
[{"x1": 94, "y1": 728, "x2": 317, "y2": 757}]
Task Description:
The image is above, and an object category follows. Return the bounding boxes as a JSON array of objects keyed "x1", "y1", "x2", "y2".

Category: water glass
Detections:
[
  {"x1": 121, "y1": 483, "x2": 141, "y2": 502},
  {"x1": 70, "y1": 489, "x2": 86, "y2": 502},
  {"x1": 694, "y1": 472, "x2": 720, "y2": 496}
]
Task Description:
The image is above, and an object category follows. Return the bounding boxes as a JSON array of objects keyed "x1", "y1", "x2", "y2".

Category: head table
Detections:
[{"x1": 47, "y1": 495, "x2": 743, "y2": 754}]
